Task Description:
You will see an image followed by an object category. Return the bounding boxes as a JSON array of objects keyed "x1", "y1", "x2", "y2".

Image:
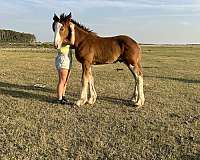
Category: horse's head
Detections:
[{"x1": 52, "y1": 12, "x2": 72, "y2": 49}]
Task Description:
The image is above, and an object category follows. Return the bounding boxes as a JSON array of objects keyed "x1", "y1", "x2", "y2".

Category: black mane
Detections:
[
  {"x1": 55, "y1": 13, "x2": 97, "y2": 35},
  {"x1": 70, "y1": 19, "x2": 92, "y2": 33},
  {"x1": 71, "y1": 19, "x2": 97, "y2": 35},
  {"x1": 59, "y1": 13, "x2": 68, "y2": 22}
]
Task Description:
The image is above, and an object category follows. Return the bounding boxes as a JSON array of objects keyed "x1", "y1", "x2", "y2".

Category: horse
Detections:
[{"x1": 52, "y1": 12, "x2": 145, "y2": 107}]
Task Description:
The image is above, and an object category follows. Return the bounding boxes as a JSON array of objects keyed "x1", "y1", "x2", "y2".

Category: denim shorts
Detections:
[{"x1": 55, "y1": 50, "x2": 72, "y2": 70}]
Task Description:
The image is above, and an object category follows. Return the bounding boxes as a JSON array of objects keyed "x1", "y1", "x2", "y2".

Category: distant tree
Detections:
[{"x1": 0, "y1": 29, "x2": 36, "y2": 43}]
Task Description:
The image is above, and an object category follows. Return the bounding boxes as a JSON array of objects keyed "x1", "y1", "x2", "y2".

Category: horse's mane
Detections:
[
  {"x1": 71, "y1": 19, "x2": 90, "y2": 33},
  {"x1": 71, "y1": 19, "x2": 97, "y2": 36},
  {"x1": 59, "y1": 13, "x2": 97, "y2": 36}
]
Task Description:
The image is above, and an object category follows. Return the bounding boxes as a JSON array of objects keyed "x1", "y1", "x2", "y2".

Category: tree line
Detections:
[{"x1": 0, "y1": 29, "x2": 36, "y2": 43}]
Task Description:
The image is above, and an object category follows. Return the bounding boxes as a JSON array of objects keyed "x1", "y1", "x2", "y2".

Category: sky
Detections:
[{"x1": 0, "y1": 0, "x2": 200, "y2": 44}]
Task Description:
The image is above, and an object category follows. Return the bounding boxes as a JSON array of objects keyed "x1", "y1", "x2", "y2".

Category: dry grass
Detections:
[{"x1": 0, "y1": 45, "x2": 199, "y2": 159}]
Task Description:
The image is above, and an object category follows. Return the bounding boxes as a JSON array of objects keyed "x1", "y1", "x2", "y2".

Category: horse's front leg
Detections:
[
  {"x1": 76, "y1": 62, "x2": 90, "y2": 107},
  {"x1": 88, "y1": 67, "x2": 97, "y2": 105}
]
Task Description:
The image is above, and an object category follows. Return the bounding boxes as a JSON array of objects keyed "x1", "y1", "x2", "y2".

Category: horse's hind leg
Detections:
[
  {"x1": 128, "y1": 65, "x2": 138, "y2": 102},
  {"x1": 137, "y1": 62, "x2": 145, "y2": 106},
  {"x1": 76, "y1": 61, "x2": 90, "y2": 107},
  {"x1": 88, "y1": 67, "x2": 97, "y2": 105},
  {"x1": 128, "y1": 63, "x2": 145, "y2": 106}
]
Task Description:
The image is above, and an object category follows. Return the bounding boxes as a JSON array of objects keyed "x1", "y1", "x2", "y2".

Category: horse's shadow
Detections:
[
  {"x1": 145, "y1": 75, "x2": 200, "y2": 84},
  {"x1": 66, "y1": 92, "x2": 132, "y2": 107},
  {"x1": 0, "y1": 81, "x2": 133, "y2": 107}
]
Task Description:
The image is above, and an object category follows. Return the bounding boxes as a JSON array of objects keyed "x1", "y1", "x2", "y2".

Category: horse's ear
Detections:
[
  {"x1": 66, "y1": 12, "x2": 72, "y2": 21},
  {"x1": 63, "y1": 12, "x2": 72, "y2": 25},
  {"x1": 53, "y1": 13, "x2": 59, "y2": 21}
]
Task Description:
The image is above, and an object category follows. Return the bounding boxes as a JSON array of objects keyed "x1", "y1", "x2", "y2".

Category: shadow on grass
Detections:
[
  {"x1": 0, "y1": 81, "x2": 134, "y2": 107},
  {"x1": 0, "y1": 87, "x2": 52, "y2": 103},
  {"x1": 0, "y1": 81, "x2": 54, "y2": 93},
  {"x1": 98, "y1": 96, "x2": 133, "y2": 107},
  {"x1": 143, "y1": 66, "x2": 159, "y2": 69},
  {"x1": 66, "y1": 92, "x2": 133, "y2": 107},
  {"x1": 0, "y1": 81, "x2": 60, "y2": 104},
  {"x1": 181, "y1": 153, "x2": 200, "y2": 160},
  {"x1": 145, "y1": 75, "x2": 200, "y2": 84}
]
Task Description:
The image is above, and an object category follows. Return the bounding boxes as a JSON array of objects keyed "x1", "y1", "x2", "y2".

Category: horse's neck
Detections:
[{"x1": 74, "y1": 26, "x2": 89, "y2": 47}]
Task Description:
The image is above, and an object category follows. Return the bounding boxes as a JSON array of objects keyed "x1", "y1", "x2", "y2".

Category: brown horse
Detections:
[{"x1": 52, "y1": 13, "x2": 145, "y2": 107}]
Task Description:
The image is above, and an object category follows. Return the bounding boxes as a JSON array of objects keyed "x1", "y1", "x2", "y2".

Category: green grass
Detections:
[{"x1": 0, "y1": 45, "x2": 199, "y2": 159}]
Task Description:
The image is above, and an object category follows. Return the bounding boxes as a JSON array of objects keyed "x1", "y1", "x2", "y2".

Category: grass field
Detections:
[{"x1": 0, "y1": 45, "x2": 199, "y2": 159}]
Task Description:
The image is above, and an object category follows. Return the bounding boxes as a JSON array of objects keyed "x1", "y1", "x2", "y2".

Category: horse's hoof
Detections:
[
  {"x1": 75, "y1": 99, "x2": 87, "y2": 107},
  {"x1": 133, "y1": 99, "x2": 143, "y2": 107},
  {"x1": 87, "y1": 98, "x2": 96, "y2": 105},
  {"x1": 131, "y1": 99, "x2": 137, "y2": 103}
]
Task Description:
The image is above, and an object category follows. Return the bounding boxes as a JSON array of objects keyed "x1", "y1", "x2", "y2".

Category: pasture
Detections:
[{"x1": 0, "y1": 45, "x2": 199, "y2": 159}]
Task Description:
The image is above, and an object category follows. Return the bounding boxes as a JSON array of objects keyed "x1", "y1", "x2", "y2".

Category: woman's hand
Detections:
[
  {"x1": 69, "y1": 22, "x2": 75, "y2": 45},
  {"x1": 69, "y1": 22, "x2": 75, "y2": 32}
]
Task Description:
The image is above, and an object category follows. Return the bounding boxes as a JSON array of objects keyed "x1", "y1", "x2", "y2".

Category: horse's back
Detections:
[
  {"x1": 113, "y1": 35, "x2": 140, "y2": 48},
  {"x1": 98, "y1": 35, "x2": 140, "y2": 52}
]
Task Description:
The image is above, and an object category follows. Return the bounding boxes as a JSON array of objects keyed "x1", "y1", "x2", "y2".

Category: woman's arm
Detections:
[{"x1": 69, "y1": 22, "x2": 75, "y2": 45}]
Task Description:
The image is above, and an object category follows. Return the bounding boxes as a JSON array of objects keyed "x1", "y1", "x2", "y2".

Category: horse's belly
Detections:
[{"x1": 92, "y1": 54, "x2": 120, "y2": 64}]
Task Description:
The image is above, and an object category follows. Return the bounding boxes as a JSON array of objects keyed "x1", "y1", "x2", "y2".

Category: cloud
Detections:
[
  {"x1": 1, "y1": 0, "x2": 200, "y2": 16},
  {"x1": 54, "y1": 0, "x2": 200, "y2": 17},
  {"x1": 1, "y1": 0, "x2": 199, "y2": 43},
  {"x1": 180, "y1": 21, "x2": 191, "y2": 26},
  {"x1": 6, "y1": 0, "x2": 199, "y2": 10}
]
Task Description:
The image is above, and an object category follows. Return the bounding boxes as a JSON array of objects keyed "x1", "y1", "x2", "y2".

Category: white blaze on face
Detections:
[{"x1": 54, "y1": 22, "x2": 63, "y2": 49}]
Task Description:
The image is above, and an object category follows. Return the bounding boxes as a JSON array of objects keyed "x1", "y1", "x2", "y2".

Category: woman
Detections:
[{"x1": 55, "y1": 22, "x2": 75, "y2": 104}]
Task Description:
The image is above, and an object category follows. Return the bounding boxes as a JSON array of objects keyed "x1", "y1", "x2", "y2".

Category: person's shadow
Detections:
[{"x1": 0, "y1": 81, "x2": 55, "y2": 103}]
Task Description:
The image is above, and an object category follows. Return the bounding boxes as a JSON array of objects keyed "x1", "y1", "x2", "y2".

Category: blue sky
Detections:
[{"x1": 0, "y1": 0, "x2": 200, "y2": 44}]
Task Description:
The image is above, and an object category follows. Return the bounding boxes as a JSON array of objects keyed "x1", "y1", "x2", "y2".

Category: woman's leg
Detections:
[
  {"x1": 57, "y1": 69, "x2": 68, "y2": 100},
  {"x1": 62, "y1": 69, "x2": 71, "y2": 97}
]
